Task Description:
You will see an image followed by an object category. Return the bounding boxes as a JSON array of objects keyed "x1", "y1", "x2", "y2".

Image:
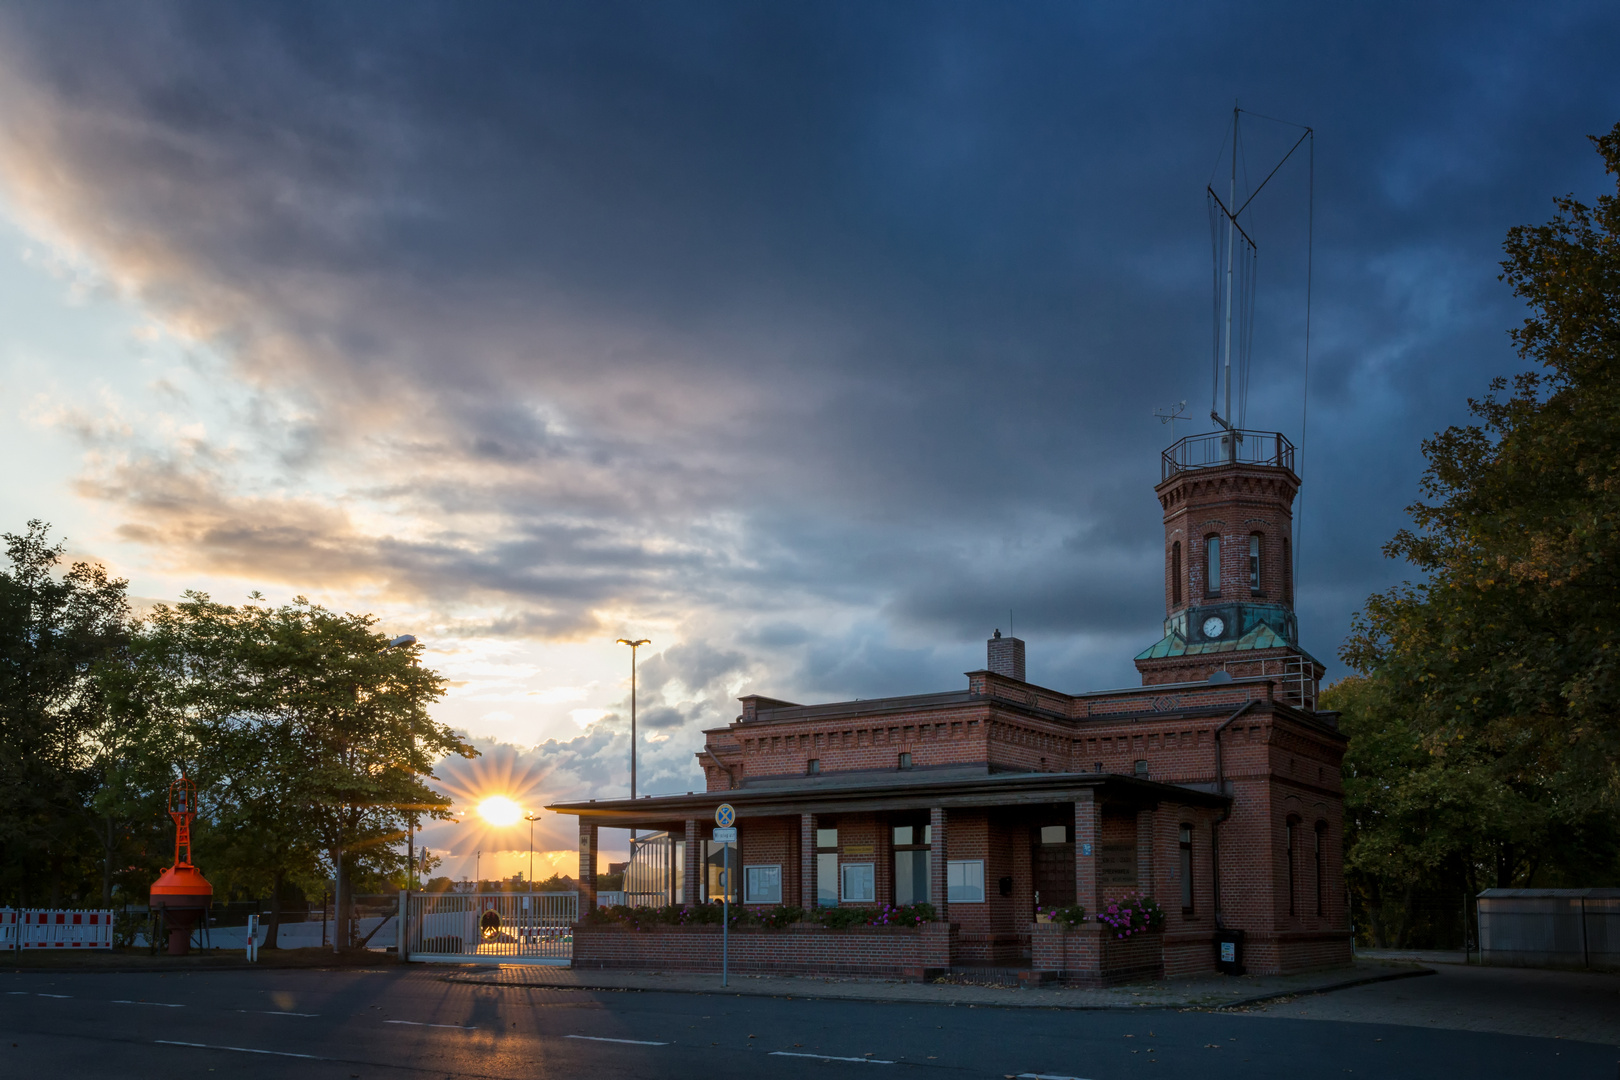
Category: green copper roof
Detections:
[{"x1": 1135, "y1": 620, "x2": 1295, "y2": 661}]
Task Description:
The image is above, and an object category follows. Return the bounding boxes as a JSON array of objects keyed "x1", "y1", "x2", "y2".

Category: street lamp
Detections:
[
  {"x1": 615, "y1": 638, "x2": 651, "y2": 814},
  {"x1": 525, "y1": 812, "x2": 539, "y2": 891},
  {"x1": 387, "y1": 634, "x2": 420, "y2": 892}
]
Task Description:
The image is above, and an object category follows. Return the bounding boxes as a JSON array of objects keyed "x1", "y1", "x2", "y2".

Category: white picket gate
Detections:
[
  {"x1": 402, "y1": 892, "x2": 576, "y2": 965},
  {"x1": 1, "y1": 909, "x2": 115, "y2": 950}
]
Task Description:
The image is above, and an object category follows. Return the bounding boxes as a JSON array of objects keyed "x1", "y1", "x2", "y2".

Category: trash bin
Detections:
[{"x1": 1215, "y1": 927, "x2": 1245, "y2": 975}]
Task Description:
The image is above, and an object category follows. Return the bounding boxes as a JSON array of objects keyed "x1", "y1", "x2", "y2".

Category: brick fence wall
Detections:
[{"x1": 573, "y1": 922, "x2": 956, "y2": 980}]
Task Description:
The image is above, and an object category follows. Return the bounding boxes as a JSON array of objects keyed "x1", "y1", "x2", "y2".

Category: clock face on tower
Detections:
[{"x1": 1202, "y1": 616, "x2": 1225, "y2": 639}]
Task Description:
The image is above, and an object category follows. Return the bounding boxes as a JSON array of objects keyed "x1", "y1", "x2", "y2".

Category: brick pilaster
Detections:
[
  {"x1": 929, "y1": 806, "x2": 948, "y2": 921},
  {"x1": 683, "y1": 819, "x2": 701, "y2": 905},
  {"x1": 578, "y1": 820, "x2": 598, "y2": 910},
  {"x1": 800, "y1": 813, "x2": 815, "y2": 909},
  {"x1": 1074, "y1": 792, "x2": 1099, "y2": 915}
]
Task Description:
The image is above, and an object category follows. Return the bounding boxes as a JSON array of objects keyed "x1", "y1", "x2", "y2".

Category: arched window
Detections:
[
  {"x1": 1314, "y1": 821, "x2": 1327, "y2": 917},
  {"x1": 1171, "y1": 542, "x2": 1182, "y2": 606},
  {"x1": 1286, "y1": 817, "x2": 1300, "y2": 917},
  {"x1": 1282, "y1": 537, "x2": 1293, "y2": 604},
  {"x1": 1205, "y1": 535, "x2": 1221, "y2": 596},
  {"x1": 1249, "y1": 533, "x2": 1263, "y2": 592}
]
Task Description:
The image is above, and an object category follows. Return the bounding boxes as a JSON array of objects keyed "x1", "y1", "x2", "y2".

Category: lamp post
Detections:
[
  {"x1": 476, "y1": 850, "x2": 482, "y2": 890},
  {"x1": 524, "y1": 812, "x2": 539, "y2": 891},
  {"x1": 615, "y1": 638, "x2": 651, "y2": 840},
  {"x1": 386, "y1": 634, "x2": 420, "y2": 892}
]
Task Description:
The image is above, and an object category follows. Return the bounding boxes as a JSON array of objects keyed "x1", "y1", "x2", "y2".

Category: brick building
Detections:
[{"x1": 550, "y1": 428, "x2": 1350, "y2": 978}]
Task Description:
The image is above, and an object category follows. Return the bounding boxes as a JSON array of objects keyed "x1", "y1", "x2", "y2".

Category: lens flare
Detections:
[{"x1": 477, "y1": 795, "x2": 523, "y2": 827}]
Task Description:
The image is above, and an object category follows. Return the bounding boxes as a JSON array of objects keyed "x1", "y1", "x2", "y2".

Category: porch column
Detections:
[
  {"x1": 1136, "y1": 807, "x2": 1157, "y2": 900},
  {"x1": 683, "y1": 819, "x2": 701, "y2": 905},
  {"x1": 1074, "y1": 791, "x2": 1099, "y2": 914},
  {"x1": 930, "y1": 807, "x2": 948, "y2": 921},
  {"x1": 578, "y1": 819, "x2": 598, "y2": 910},
  {"x1": 800, "y1": 813, "x2": 815, "y2": 909}
]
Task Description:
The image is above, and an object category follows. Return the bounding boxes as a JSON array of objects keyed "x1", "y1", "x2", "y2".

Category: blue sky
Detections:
[{"x1": 0, "y1": 1, "x2": 1615, "y2": 876}]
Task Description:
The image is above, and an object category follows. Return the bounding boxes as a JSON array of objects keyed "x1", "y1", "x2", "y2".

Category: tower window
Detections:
[
  {"x1": 1249, "y1": 533, "x2": 1263, "y2": 592},
  {"x1": 1171, "y1": 541, "x2": 1182, "y2": 606},
  {"x1": 1179, "y1": 824, "x2": 1194, "y2": 914},
  {"x1": 1314, "y1": 821, "x2": 1327, "y2": 917},
  {"x1": 1205, "y1": 535, "x2": 1221, "y2": 595},
  {"x1": 1286, "y1": 817, "x2": 1300, "y2": 917},
  {"x1": 1282, "y1": 537, "x2": 1293, "y2": 604}
]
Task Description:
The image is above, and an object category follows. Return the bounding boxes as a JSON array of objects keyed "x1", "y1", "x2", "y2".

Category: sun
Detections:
[{"x1": 476, "y1": 795, "x2": 523, "y2": 827}]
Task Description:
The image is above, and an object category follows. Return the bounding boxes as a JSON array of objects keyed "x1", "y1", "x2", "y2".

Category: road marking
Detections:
[
  {"x1": 565, "y1": 1035, "x2": 669, "y2": 1046},
  {"x1": 36, "y1": 993, "x2": 72, "y2": 998},
  {"x1": 112, "y1": 1000, "x2": 184, "y2": 1007},
  {"x1": 1016, "y1": 1074, "x2": 1094, "y2": 1080},
  {"x1": 383, "y1": 1020, "x2": 476, "y2": 1030},
  {"x1": 239, "y1": 1010, "x2": 319, "y2": 1017},
  {"x1": 155, "y1": 1040, "x2": 326, "y2": 1060},
  {"x1": 770, "y1": 1052, "x2": 896, "y2": 1064}
]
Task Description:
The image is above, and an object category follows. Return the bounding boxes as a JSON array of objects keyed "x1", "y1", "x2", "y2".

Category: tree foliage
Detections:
[{"x1": 1335, "y1": 122, "x2": 1620, "y2": 941}]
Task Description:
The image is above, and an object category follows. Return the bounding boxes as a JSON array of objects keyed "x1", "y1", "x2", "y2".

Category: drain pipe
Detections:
[
  {"x1": 703, "y1": 748, "x2": 737, "y2": 790},
  {"x1": 1210, "y1": 698, "x2": 1257, "y2": 930}
]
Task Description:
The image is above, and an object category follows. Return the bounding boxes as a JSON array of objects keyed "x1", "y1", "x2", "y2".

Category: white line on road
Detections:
[
  {"x1": 770, "y1": 1052, "x2": 896, "y2": 1064},
  {"x1": 383, "y1": 1020, "x2": 477, "y2": 1030},
  {"x1": 36, "y1": 993, "x2": 72, "y2": 998},
  {"x1": 565, "y1": 1035, "x2": 669, "y2": 1046},
  {"x1": 155, "y1": 1039, "x2": 326, "y2": 1060},
  {"x1": 112, "y1": 1000, "x2": 184, "y2": 1007},
  {"x1": 1016, "y1": 1074, "x2": 1094, "y2": 1079},
  {"x1": 239, "y1": 1010, "x2": 319, "y2": 1017}
]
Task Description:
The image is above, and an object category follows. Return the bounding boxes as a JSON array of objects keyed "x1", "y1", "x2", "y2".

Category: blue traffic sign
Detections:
[{"x1": 715, "y1": 803, "x2": 735, "y2": 828}]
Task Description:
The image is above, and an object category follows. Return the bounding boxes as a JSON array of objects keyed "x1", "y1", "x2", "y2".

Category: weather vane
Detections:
[{"x1": 1153, "y1": 400, "x2": 1188, "y2": 433}]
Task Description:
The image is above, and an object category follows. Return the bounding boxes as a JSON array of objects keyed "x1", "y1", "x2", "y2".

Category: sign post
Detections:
[{"x1": 714, "y1": 803, "x2": 736, "y2": 987}]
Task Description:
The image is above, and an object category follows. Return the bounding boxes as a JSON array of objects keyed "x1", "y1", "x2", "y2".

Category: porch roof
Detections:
[{"x1": 546, "y1": 769, "x2": 1229, "y2": 828}]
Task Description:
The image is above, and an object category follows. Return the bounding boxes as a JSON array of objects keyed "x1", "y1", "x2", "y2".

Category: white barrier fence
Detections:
[
  {"x1": 1, "y1": 909, "x2": 115, "y2": 950},
  {"x1": 403, "y1": 892, "x2": 576, "y2": 965}
]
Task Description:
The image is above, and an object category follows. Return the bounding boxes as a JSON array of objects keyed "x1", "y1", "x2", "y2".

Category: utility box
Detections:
[{"x1": 1215, "y1": 927, "x2": 1245, "y2": 975}]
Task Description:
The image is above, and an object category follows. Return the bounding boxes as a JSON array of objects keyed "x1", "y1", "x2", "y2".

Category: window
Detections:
[
  {"x1": 815, "y1": 827, "x2": 839, "y2": 906},
  {"x1": 1249, "y1": 533, "x2": 1263, "y2": 592},
  {"x1": 1282, "y1": 537, "x2": 1293, "y2": 603},
  {"x1": 744, "y1": 865, "x2": 782, "y2": 904},
  {"x1": 898, "y1": 752, "x2": 913, "y2": 770},
  {"x1": 1178, "y1": 825, "x2": 1194, "y2": 914},
  {"x1": 893, "y1": 824, "x2": 931, "y2": 904},
  {"x1": 840, "y1": 862, "x2": 875, "y2": 903},
  {"x1": 703, "y1": 841, "x2": 738, "y2": 903},
  {"x1": 1039, "y1": 825, "x2": 1068, "y2": 845},
  {"x1": 807, "y1": 758, "x2": 820, "y2": 775},
  {"x1": 1133, "y1": 759, "x2": 1149, "y2": 779},
  {"x1": 947, "y1": 860, "x2": 985, "y2": 903},
  {"x1": 1314, "y1": 822, "x2": 1327, "y2": 917},
  {"x1": 1171, "y1": 541, "x2": 1182, "y2": 606},
  {"x1": 1206, "y1": 535, "x2": 1221, "y2": 595},
  {"x1": 1286, "y1": 818, "x2": 1299, "y2": 917}
]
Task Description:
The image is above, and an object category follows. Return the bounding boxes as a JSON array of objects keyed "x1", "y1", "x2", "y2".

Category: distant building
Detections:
[{"x1": 552, "y1": 429, "x2": 1347, "y2": 979}]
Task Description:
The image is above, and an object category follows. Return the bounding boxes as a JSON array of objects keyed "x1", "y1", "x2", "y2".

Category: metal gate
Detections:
[{"x1": 403, "y1": 892, "x2": 576, "y2": 964}]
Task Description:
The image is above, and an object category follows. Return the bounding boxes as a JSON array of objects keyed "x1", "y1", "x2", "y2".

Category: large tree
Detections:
[
  {"x1": 0, "y1": 522, "x2": 134, "y2": 906},
  {"x1": 1335, "y1": 122, "x2": 1620, "y2": 936}
]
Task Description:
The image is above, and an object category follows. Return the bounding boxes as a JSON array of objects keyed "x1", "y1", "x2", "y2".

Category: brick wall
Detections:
[{"x1": 573, "y1": 922, "x2": 955, "y2": 980}]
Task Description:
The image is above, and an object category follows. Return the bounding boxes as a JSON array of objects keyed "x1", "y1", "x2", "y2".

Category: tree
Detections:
[
  {"x1": 0, "y1": 522, "x2": 134, "y2": 906},
  {"x1": 1337, "y1": 122, "x2": 1620, "y2": 934}
]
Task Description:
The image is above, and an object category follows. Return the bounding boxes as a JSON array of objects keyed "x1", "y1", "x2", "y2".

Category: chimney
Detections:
[{"x1": 987, "y1": 629, "x2": 1025, "y2": 682}]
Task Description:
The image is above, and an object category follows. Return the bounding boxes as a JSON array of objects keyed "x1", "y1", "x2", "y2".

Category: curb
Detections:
[
  {"x1": 440, "y1": 964, "x2": 1432, "y2": 1013},
  {"x1": 1212, "y1": 965, "x2": 1436, "y2": 1010}
]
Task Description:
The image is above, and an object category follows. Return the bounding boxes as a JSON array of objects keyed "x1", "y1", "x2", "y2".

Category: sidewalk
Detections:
[{"x1": 440, "y1": 958, "x2": 1428, "y2": 1010}]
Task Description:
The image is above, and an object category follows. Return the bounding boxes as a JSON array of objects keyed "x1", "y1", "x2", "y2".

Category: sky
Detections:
[{"x1": 1, "y1": 1, "x2": 1616, "y2": 881}]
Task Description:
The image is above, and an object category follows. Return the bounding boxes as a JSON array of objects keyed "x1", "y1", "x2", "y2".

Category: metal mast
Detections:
[{"x1": 1221, "y1": 105, "x2": 1237, "y2": 431}]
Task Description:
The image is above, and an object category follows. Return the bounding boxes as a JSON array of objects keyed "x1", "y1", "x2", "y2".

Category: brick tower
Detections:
[{"x1": 1134, "y1": 428, "x2": 1325, "y2": 707}]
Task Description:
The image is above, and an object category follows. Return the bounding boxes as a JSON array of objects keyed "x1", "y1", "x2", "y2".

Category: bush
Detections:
[{"x1": 1095, "y1": 894, "x2": 1164, "y2": 939}]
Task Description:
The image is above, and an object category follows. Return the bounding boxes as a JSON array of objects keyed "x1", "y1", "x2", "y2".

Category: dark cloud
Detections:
[{"x1": 3, "y1": 0, "x2": 1618, "y2": 724}]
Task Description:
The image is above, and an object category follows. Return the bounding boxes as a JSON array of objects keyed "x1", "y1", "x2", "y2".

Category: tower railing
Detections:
[{"x1": 1162, "y1": 429, "x2": 1295, "y2": 482}]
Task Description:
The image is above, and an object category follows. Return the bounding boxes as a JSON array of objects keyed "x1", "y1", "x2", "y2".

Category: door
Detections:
[{"x1": 1032, "y1": 824, "x2": 1075, "y2": 913}]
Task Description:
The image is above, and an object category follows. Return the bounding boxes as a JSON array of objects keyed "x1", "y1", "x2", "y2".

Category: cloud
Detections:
[{"x1": 1, "y1": 0, "x2": 1617, "y2": 790}]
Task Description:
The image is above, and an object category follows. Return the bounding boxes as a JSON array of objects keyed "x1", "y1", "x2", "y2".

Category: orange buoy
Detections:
[{"x1": 149, "y1": 777, "x2": 213, "y2": 956}]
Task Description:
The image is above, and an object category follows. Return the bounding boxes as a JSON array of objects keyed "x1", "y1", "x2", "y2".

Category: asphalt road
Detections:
[{"x1": 3, "y1": 967, "x2": 1615, "y2": 1080}]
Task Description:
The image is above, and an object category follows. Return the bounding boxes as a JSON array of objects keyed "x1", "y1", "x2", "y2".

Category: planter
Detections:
[{"x1": 1031, "y1": 921, "x2": 1164, "y2": 987}]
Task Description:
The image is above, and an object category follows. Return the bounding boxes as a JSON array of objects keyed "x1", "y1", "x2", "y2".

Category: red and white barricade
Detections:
[{"x1": 0, "y1": 909, "x2": 115, "y2": 949}]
